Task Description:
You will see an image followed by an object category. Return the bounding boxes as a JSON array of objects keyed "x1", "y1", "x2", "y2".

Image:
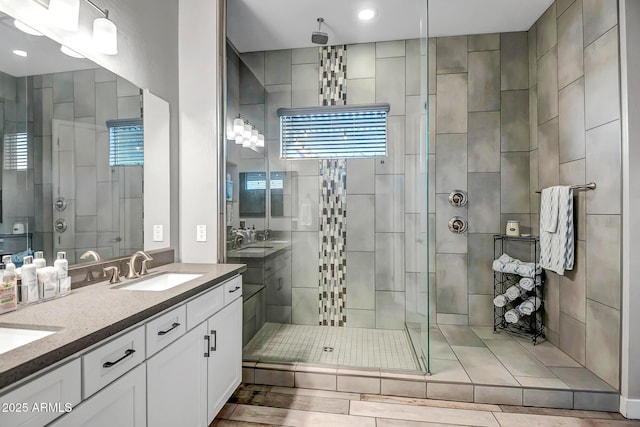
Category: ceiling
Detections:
[
  {"x1": 0, "y1": 12, "x2": 95, "y2": 78},
  {"x1": 227, "y1": 0, "x2": 555, "y2": 53}
]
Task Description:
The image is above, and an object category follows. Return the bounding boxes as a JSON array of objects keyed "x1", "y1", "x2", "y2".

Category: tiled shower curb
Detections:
[{"x1": 242, "y1": 361, "x2": 620, "y2": 412}]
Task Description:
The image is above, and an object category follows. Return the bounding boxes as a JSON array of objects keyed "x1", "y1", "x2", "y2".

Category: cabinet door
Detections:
[
  {"x1": 147, "y1": 322, "x2": 208, "y2": 427},
  {"x1": 50, "y1": 363, "x2": 146, "y2": 427},
  {"x1": 207, "y1": 298, "x2": 242, "y2": 422}
]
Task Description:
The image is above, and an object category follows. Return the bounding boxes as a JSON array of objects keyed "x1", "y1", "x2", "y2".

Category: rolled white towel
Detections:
[
  {"x1": 519, "y1": 276, "x2": 542, "y2": 291},
  {"x1": 505, "y1": 309, "x2": 520, "y2": 324},
  {"x1": 504, "y1": 285, "x2": 523, "y2": 301},
  {"x1": 518, "y1": 296, "x2": 542, "y2": 315},
  {"x1": 493, "y1": 294, "x2": 508, "y2": 308}
]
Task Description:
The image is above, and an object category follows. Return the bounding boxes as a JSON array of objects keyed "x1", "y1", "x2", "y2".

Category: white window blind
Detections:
[
  {"x1": 3, "y1": 132, "x2": 28, "y2": 170},
  {"x1": 278, "y1": 104, "x2": 389, "y2": 159},
  {"x1": 107, "y1": 118, "x2": 144, "y2": 166}
]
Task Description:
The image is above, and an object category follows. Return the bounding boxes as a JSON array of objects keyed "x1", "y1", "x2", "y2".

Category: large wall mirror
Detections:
[{"x1": 0, "y1": 11, "x2": 156, "y2": 266}]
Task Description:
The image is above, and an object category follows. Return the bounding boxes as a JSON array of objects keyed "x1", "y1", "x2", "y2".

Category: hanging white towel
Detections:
[
  {"x1": 493, "y1": 294, "x2": 508, "y2": 308},
  {"x1": 518, "y1": 296, "x2": 542, "y2": 315},
  {"x1": 540, "y1": 185, "x2": 574, "y2": 275},
  {"x1": 505, "y1": 309, "x2": 520, "y2": 324}
]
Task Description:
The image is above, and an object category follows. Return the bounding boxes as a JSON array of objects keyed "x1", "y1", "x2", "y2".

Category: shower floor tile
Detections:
[{"x1": 243, "y1": 323, "x2": 420, "y2": 371}]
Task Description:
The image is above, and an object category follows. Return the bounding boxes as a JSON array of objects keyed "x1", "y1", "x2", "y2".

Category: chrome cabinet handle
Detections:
[
  {"x1": 204, "y1": 335, "x2": 210, "y2": 357},
  {"x1": 103, "y1": 349, "x2": 135, "y2": 368},
  {"x1": 211, "y1": 330, "x2": 217, "y2": 351},
  {"x1": 157, "y1": 322, "x2": 180, "y2": 336},
  {"x1": 228, "y1": 286, "x2": 241, "y2": 293}
]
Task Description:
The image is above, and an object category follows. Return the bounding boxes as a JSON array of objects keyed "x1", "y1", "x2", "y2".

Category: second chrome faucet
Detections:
[{"x1": 127, "y1": 251, "x2": 153, "y2": 279}]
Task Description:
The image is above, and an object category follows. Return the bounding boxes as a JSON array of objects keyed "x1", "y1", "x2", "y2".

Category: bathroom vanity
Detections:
[{"x1": 0, "y1": 262, "x2": 246, "y2": 427}]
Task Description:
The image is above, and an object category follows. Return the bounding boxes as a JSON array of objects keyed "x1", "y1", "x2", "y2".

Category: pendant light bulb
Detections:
[
  {"x1": 233, "y1": 118, "x2": 244, "y2": 136},
  {"x1": 257, "y1": 134, "x2": 265, "y2": 148},
  {"x1": 243, "y1": 124, "x2": 252, "y2": 139},
  {"x1": 93, "y1": 14, "x2": 118, "y2": 55},
  {"x1": 49, "y1": 0, "x2": 80, "y2": 31}
]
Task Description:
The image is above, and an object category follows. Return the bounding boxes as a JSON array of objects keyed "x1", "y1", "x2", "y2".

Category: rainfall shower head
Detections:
[{"x1": 311, "y1": 17, "x2": 328, "y2": 45}]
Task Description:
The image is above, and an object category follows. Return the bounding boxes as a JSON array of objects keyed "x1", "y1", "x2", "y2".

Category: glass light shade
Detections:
[
  {"x1": 250, "y1": 129, "x2": 259, "y2": 143},
  {"x1": 49, "y1": 0, "x2": 80, "y2": 31},
  {"x1": 93, "y1": 17, "x2": 118, "y2": 55},
  {"x1": 243, "y1": 124, "x2": 251, "y2": 139},
  {"x1": 60, "y1": 45, "x2": 84, "y2": 58},
  {"x1": 257, "y1": 134, "x2": 265, "y2": 148},
  {"x1": 235, "y1": 135, "x2": 244, "y2": 145},
  {"x1": 233, "y1": 118, "x2": 244, "y2": 136},
  {"x1": 14, "y1": 20, "x2": 43, "y2": 36},
  {"x1": 242, "y1": 139, "x2": 252, "y2": 148}
]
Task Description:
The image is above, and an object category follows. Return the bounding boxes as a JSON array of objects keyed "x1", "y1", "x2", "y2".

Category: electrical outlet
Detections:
[
  {"x1": 196, "y1": 225, "x2": 207, "y2": 242},
  {"x1": 153, "y1": 225, "x2": 163, "y2": 242}
]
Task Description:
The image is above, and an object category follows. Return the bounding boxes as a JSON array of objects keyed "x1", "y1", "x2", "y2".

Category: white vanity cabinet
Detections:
[
  {"x1": 207, "y1": 297, "x2": 242, "y2": 420},
  {"x1": 147, "y1": 322, "x2": 208, "y2": 427},
  {"x1": 49, "y1": 363, "x2": 146, "y2": 427}
]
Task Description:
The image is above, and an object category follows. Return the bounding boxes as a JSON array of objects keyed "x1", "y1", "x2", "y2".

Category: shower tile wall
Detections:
[
  {"x1": 430, "y1": 32, "x2": 531, "y2": 326},
  {"x1": 528, "y1": 0, "x2": 621, "y2": 389},
  {"x1": 31, "y1": 70, "x2": 143, "y2": 264}
]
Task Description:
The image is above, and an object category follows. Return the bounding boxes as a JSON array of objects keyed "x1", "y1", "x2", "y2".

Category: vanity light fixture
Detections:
[
  {"x1": 257, "y1": 133, "x2": 265, "y2": 148},
  {"x1": 358, "y1": 8, "x2": 376, "y2": 20},
  {"x1": 48, "y1": 0, "x2": 80, "y2": 31},
  {"x1": 233, "y1": 117, "x2": 245, "y2": 136},
  {"x1": 92, "y1": 9, "x2": 118, "y2": 55},
  {"x1": 14, "y1": 20, "x2": 43, "y2": 36},
  {"x1": 228, "y1": 116, "x2": 263, "y2": 151},
  {"x1": 60, "y1": 45, "x2": 85, "y2": 58},
  {"x1": 12, "y1": 49, "x2": 27, "y2": 57}
]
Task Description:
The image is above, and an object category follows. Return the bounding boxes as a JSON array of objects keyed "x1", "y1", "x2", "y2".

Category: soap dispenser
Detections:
[
  {"x1": 21, "y1": 256, "x2": 39, "y2": 304},
  {"x1": 0, "y1": 262, "x2": 17, "y2": 314},
  {"x1": 54, "y1": 252, "x2": 70, "y2": 295},
  {"x1": 34, "y1": 251, "x2": 46, "y2": 269}
]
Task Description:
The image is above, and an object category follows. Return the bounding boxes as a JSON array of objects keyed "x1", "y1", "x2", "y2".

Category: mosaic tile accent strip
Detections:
[
  {"x1": 319, "y1": 159, "x2": 347, "y2": 326},
  {"x1": 319, "y1": 45, "x2": 347, "y2": 106}
]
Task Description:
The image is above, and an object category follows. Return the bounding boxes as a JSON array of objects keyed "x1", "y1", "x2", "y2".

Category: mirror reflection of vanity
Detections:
[{"x1": 0, "y1": 11, "x2": 168, "y2": 267}]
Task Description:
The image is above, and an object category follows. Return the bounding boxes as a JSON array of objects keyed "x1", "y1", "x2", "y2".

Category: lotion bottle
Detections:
[
  {"x1": 0, "y1": 263, "x2": 16, "y2": 314},
  {"x1": 34, "y1": 251, "x2": 46, "y2": 269},
  {"x1": 54, "y1": 252, "x2": 70, "y2": 295},
  {"x1": 21, "y1": 256, "x2": 38, "y2": 304}
]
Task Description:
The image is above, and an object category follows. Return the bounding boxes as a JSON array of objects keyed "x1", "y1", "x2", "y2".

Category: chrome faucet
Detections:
[
  {"x1": 232, "y1": 233, "x2": 244, "y2": 249},
  {"x1": 80, "y1": 250, "x2": 101, "y2": 261},
  {"x1": 127, "y1": 251, "x2": 153, "y2": 279}
]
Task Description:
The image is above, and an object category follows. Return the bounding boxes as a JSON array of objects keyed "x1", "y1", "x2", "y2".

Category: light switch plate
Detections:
[
  {"x1": 196, "y1": 225, "x2": 207, "y2": 242},
  {"x1": 153, "y1": 225, "x2": 163, "y2": 242}
]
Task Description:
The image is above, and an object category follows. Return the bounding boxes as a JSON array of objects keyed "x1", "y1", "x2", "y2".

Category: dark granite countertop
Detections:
[{"x1": 0, "y1": 262, "x2": 246, "y2": 391}]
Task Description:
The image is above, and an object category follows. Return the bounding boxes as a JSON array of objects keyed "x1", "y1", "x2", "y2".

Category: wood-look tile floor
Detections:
[{"x1": 211, "y1": 384, "x2": 640, "y2": 427}]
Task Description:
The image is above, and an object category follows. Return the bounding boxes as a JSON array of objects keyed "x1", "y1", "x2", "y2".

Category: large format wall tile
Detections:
[
  {"x1": 291, "y1": 232, "x2": 319, "y2": 288},
  {"x1": 265, "y1": 84, "x2": 292, "y2": 140},
  {"x1": 560, "y1": 240, "x2": 586, "y2": 322},
  {"x1": 73, "y1": 70, "x2": 95, "y2": 118},
  {"x1": 558, "y1": 78, "x2": 586, "y2": 163},
  {"x1": 405, "y1": 39, "x2": 421, "y2": 96},
  {"x1": 265, "y1": 50, "x2": 292, "y2": 85},
  {"x1": 292, "y1": 63, "x2": 319, "y2": 108},
  {"x1": 500, "y1": 152, "x2": 530, "y2": 214},
  {"x1": 528, "y1": 27, "x2": 537, "y2": 88},
  {"x1": 529, "y1": 86, "x2": 538, "y2": 150},
  {"x1": 468, "y1": 33, "x2": 499, "y2": 51},
  {"x1": 53, "y1": 72, "x2": 73, "y2": 104},
  {"x1": 586, "y1": 215, "x2": 621, "y2": 310},
  {"x1": 376, "y1": 57, "x2": 406, "y2": 116},
  {"x1": 584, "y1": 27, "x2": 620, "y2": 130},
  {"x1": 468, "y1": 50, "x2": 500, "y2": 112},
  {"x1": 435, "y1": 133, "x2": 467, "y2": 193},
  {"x1": 585, "y1": 120, "x2": 621, "y2": 214},
  {"x1": 292, "y1": 288, "x2": 319, "y2": 325},
  {"x1": 536, "y1": 3, "x2": 557, "y2": 59},
  {"x1": 405, "y1": 214, "x2": 426, "y2": 274},
  {"x1": 557, "y1": 0, "x2": 584, "y2": 89},
  {"x1": 537, "y1": 117, "x2": 560, "y2": 189},
  {"x1": 346, "y1": 195, "x2": 374, "y2": 251},
  {"x1": 583, "y1": 0, "x2": 618, "y2": 47},
  {"x1": 436, "y1": 36, "x2": 468, "y2": 74},
  {"x1": 376, "y1": 116, "x2": 405, "y2": 174},
  {"x1": 376, "y1": 40, "x2": 405, "y2": 58},
  {"x1": 468, "y1": 111, "x2": 500, "y2": 172},
  {"x1": 544, "y1": 271, "x2": 560, "y2": 335},
  {"x1": 469, "y1": 294, "x2": 493, "y2": 326},
  {"x1": 375, "y1": 291, "x2": 406, "y2": 329},
  {"x1": 436, "y1": 74, "x2": 468, "y2": 133},
  {"x1": 436, "y1": 254, "x2": 468, "y2": 315},
  {"x1": 347, "y1": 159, "x2": 375, "y2": 194},
  {"x1": 467, "y1": 233, "x2": 495, "y2": 295},
  {"x1": 347, "y1": 78, "x2": 375, "y2": 104},
  {"x1": 375, "y1": 175, "x2": 405, "y2": 233},
  {"x1": 435, "y1": 194, "x2": 468, "y2": 254},
  {"x1": 375, "y1": 233, "x2": 405, "y2": 292},
  {"x1": 292, "y1": 47, "x2": 318, "y2": 65},
  {"x1": 468, "y1": 173, "x2": 500, "y2": 234},
  {"x1": 501, "y1": 90, "x2": 530, "y2": 152},
  {"x1": 537, "y1": 47, "x2": 559, "y2": 124},
  {"x1": 586, "y1": 299, "x2": 620, "y2": 388},
  {"x1": 560, "y1": 312, "x2": 586, "y2": 365},
  {"x1": 348, "y1": 43, "x2": 375, "y2": 79},
  {"x1": 501, "y1": 32, "x2": 528, "y2": 90}
]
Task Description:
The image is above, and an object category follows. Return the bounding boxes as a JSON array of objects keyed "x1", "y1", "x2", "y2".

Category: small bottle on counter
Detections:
[
  {"x1": 21, "y1": 256, "x2": 39, "y2": 304},
  {"x1": 34, "y1": 251, "x2": 46, "y2": 269},
  {"x1": 0, "y1": 262, "x2": 17, "y2": 314},
  {"x1": 54, "y1": 252, "x2": 70, "y2": 296}
]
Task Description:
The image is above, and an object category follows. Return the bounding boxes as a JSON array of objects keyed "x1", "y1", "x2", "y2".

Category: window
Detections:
[
  {"x1": 278, "y1": 104, "x2": 389, "y2": 159},
  {"x1": 3, "y1": 132, "x2": 28, "y2": 170},
  {"x1": 107, "y1": 118, "x2": 144, "y2": 166}
]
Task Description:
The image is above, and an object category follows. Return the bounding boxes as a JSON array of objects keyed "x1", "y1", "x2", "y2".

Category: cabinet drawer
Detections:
[
  {"x1": 146, "y1": 305, "x2": 187, "y2": 357},
  {"x1": 223, "y1": 275, "x2": 243, "y2": 305},
  {"x1": 0, "y1": 358, "x2": 81, "y2": 427},
  {"x1": 82, "y1": 326, "x2": 145, "y2": 399},
  {"x1": 186, "y1": 285, "x2": 224, "y2": 329}
]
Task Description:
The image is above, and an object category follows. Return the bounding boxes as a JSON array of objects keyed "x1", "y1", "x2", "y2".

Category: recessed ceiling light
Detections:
[
  {"x1": 14, "y1": 20, "x2": 43, "y2": 36},
  {"x1": 358, "y1": 9, "x2": 376, "y2": 20},
  {"x1": 12, "y1": 50, "x2": 27, "y2": 57},
  {"x1": 60, "y1": 45, "x2": 84, "y2": 58}
]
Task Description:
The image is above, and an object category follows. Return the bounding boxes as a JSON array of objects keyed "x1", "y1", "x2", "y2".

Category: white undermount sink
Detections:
[
  {"x1": 0, "y1": 327, "x2": 56, "y2": 355},
  {"x1": 116, "y1": 273, "x2": 202, "y2": 292}
]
